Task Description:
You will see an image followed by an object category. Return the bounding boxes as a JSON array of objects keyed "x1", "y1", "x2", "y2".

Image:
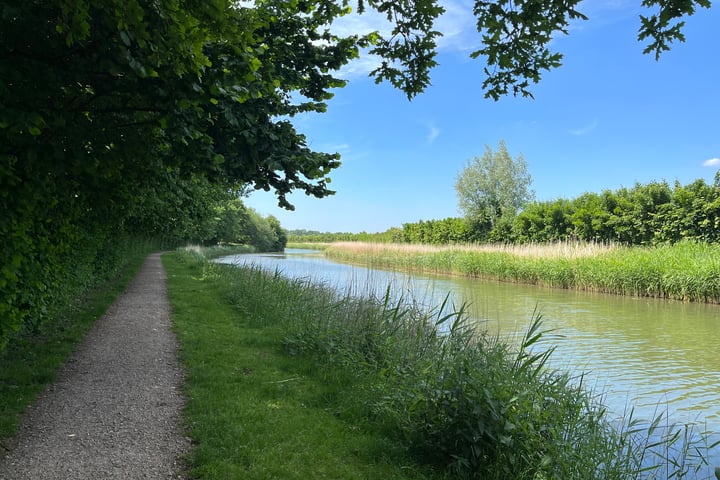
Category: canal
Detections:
[{"x1": 218, "y1": 248, "x2": 720, "y2": 466}]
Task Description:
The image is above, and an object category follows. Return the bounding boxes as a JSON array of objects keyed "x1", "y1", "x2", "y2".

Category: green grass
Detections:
[
  {"x1": 5, "y1": 243, "x2": 715, "y2": 477},
  {"x1": 164, "y1": 249, "x2": 718, "y2": 479},
  {"x1": 164, "y1": 252, "x2": 438, "y2": 479},
  {"x1": 286, "y1": 242, "x2": 331, "y2": 250},
  {"x1": 0, "y1": 240, "x2": 154, "y2": 442}
]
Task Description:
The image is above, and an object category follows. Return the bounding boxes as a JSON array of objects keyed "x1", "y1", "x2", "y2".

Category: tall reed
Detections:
[{"x1": 324, "y1": 241, "x2": 720, "y2": 303}]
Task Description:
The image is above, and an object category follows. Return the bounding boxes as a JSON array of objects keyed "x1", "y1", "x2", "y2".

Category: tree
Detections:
[
  {"x1": 1, "y1": 0, "x2": 366, "y2": 345},
  {"x1": 455, "y1": 141, "x2": 535, "y2": 232},
  {"x1": 266, "y1": 216, "x2": 288, "y2": 252}
]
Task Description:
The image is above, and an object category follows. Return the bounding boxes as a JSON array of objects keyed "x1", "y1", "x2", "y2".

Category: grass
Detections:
[
  {"x1": 0, "y1": 239, "x2": 156, "y2": 443},
  {"x1": 326, "y1": 240, "x2": 617, "y2": 259},
  {"x1": 0, "y1": 243, "x2": 267, "y2": 448},
  {"x1": 164, "y1": 251, "x2": 437, "y2": 479},
  {"x1": 6, "y1": 242, "x2": 712, "y2": 477},
  {"x1": 164, "y1": 248, "x2": 719, "y2": 479},
  {"x1": 324, "y1": 241, "x2": 720, "y2": 303},
  {"x1": 286, "y1": 242, "x2": 332, "y2": 250}
]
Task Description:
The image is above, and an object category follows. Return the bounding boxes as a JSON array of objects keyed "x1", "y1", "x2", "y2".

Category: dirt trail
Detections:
[{"x1": 0, "y1": 253, "x2": 189, "y2": 479}]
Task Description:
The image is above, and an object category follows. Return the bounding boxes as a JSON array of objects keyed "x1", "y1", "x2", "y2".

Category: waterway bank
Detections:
[
  {"x1": 322, "y1": 241, "x2": 720, "y2": 303},
  {"x1": 219, "y1": 247, "x2": 720, "y2": 476},
  {"x1": 182, "y1": 248, "x2": 720, "y2": 479}
]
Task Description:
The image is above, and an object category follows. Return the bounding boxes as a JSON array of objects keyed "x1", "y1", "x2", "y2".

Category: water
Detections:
[{"x1": 218, "y1": 248, "x2": 720, "y2": 466}]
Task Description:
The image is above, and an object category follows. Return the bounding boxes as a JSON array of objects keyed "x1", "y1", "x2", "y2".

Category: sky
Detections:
[{"x1": 245, "y1": 0, "x2": 720, "y2": 233}]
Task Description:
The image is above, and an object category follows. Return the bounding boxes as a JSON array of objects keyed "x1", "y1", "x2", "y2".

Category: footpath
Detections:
[{"x1": 0, "y1": 253, "x2": 189, "y2": 479}]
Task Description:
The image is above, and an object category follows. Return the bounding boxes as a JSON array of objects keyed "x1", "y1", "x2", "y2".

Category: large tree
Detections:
[
  {"x1": 1, "y1": 0, "x2": 711, "y2": 212},
  {"x1": 455, "y1": 141, "x2": 535, "y2": 229}
]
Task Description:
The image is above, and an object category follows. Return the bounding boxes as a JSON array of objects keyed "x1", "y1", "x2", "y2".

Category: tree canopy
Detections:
[
  {"x1": 455, "y1": 140, "x2": 535, "y2": 230},
  {"x1": 0, "y1": 0, "x2": 712, "y2": 348}
]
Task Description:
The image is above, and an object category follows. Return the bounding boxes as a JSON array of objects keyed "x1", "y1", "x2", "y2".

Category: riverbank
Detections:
[
  {"x1": 322, "y1": 241, "x2": 720, "y2": 303},
  {"x1": 164, "y1": 250, "x2": 437, "y2": 479},
  {"x1": 164, "y1": 248, "x2": 717, "y2": 479}
]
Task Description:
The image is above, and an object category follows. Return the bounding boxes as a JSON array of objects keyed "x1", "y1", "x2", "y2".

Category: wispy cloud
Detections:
[
  {"x1": 435, "y1": 0, "x2": 481, "y2": 53},
  {"x1": 569, "y1": 119, "x2": 599, "y2": 136},
  {"x1": 329, "y1": 7, "x2": 392, "y2": 38},
  {"x1": 426, "y1": 123, "x2": 440, "y2": 144},
  {"x1": 703, "y1": 158, "x2": 720, "y2": 167},
  {"x1": 338, "y1": 54, "x2": 384, "y2": 79},
  {"x1": 321, "y1": 143, "x2": 351, "y2": 154}
]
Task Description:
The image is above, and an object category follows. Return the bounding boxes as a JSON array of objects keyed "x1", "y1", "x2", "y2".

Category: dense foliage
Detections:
[
  {"x1": 412, "y1": 175, "x2": 720, "y2": 244},
  {"x1": 1, "y1": 0, "x2": 712, "y2": 347},
  {"x1": 290, "y1": 174, "x2": 720, "y2": 246},
  {"x1": 0, "y1": 0, "x2": 357, "y2": 349},
  {"x1": 455, "y1": 140, "x2": 534, "y2": 234},
  {"x1": 211, "y1": 199, "x2": 287, "y2": 252},
  {"x1": 513, "y1": 176, "x2": 720, "y2": 244},
  {"x1": 288, "y1": 229, "x2": 402, "y2": 243}
]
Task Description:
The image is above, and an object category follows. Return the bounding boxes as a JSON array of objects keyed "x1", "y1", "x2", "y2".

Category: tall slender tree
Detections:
[{"x1": 455, "y1": 141, "x2": 535, "y2": 230}]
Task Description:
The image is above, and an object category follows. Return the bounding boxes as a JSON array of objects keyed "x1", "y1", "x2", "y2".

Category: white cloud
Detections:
[
  {"x1": 703, "y1": 158, "x2": 720, "y2": 167},
  {"x1": 338, "y1": 54, "x2": 384, "y2": 79},
  {"x1": 435, "y1": 0, "x2": 481, "y2": 53},
  {"x1": 569, "y1": 119, "x2": 599, "y2": 136},
  {"x1": 325, "y1": 143, "x2": 351, "y2": 153},
  {"x1": 329, "y1": 7, "x2": 392, "y2": 38},
  {"x1": 426, "y1": 124, "x2": 440, "y2": 144}
]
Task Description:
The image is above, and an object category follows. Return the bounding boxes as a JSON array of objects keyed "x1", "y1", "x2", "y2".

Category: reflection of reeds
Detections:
[{"x1": 324, "y1": 241, "x2": 720, "y2": 303}]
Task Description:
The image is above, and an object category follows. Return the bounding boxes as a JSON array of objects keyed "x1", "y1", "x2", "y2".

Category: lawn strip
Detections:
[{"x1": 163, "y1": 253, "x2": 438, "y2": 480}]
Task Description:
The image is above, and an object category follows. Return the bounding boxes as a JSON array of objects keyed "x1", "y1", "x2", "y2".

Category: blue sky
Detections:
[{"x1": 245, "y1": 0, "x2": 720, "y2": 233}]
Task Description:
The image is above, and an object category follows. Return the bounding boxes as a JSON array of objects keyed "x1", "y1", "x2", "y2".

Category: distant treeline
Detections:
[
  {"x1": 289, "y1": 175, "x2": 720, "y2": 246},
  {"x1": 288, "y1": 229, "x2": 400, "y2": 243}
]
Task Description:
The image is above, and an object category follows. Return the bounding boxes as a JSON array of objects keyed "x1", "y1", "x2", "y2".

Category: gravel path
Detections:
[{"x1": 0, "y1": 253, "x2": 190, "y2": 479}]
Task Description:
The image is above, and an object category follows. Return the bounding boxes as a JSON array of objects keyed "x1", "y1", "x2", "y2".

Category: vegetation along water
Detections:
[
  {"x1": 322, "y1": 240, "x2": 720, "y2": 303},
  {"x1": 179, "y1": 247, "x2": 719, "y2": 479}
]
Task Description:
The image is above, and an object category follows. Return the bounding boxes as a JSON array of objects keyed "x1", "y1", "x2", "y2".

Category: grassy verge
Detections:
[
  {"x1": 164, "y1": 250, "x2": 438, "y2": 479},
  {"x1": 324, "y1": 241, "x2": 720, "y2": 303},
  {"x1": 165, "y1": 248, "x2": 717, "y2": 479},
  {"x1": 0, "y1": 239, "x2": 157, "y2": 442}
]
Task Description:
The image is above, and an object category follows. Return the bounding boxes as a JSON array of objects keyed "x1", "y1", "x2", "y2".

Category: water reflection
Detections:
[{"x1": 218, "y1": 249, "x2": 720, "y2": 462}]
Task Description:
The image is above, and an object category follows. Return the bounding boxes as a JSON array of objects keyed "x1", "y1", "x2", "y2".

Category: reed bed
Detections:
[
  {"x1": 324, "y1": 241, "x2": 720, "y2": 303},
  {"x1": 171, "y1": 249, "x2": 719, "y2": 479},
  {"x1": 328, "y1": 239, "x2": 617, "y2": 258}
]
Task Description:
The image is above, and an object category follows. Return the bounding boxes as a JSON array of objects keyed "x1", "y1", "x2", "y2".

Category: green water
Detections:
[
  {"x1": 453, "y1": 276, "x2": 720, "y2": 425},
  {"x1": 220, "y1": 249, "x2": 720, "y2": 461}
]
